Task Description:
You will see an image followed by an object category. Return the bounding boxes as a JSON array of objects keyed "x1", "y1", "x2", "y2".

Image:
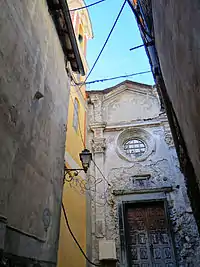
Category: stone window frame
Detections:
[
  {"x1": 117, "y1": 193, "x2": 176, "y2": 267},
  {"x1": 116, "y1": 128, "x2": 155, "y2": 162}
]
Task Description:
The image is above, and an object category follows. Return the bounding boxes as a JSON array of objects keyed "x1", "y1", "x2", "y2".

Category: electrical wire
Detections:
[
  {"x1": 65, "y1": 173, "x2": 109, "y2": 206},
  {"x1": 69, "y1": 85, "x2": 112, "y2": 188},
  {"x1": 69, "y1": 0, "x2": 106, "y2": 12},
  {"x1": 92, "y1": 159, "x2": 111, "y2": 186},
  {"x1": 70, "y1": 69, "x2": 86, "y2": 99},
  {"x1": 78, "y1": 0, "x2": 127, "y2": 90},
  {"x1": 85, "y1": 0, "x2": 127, "y2": 82},
  {"x1": 69, "y1": 85, "x2": 112, "y2": 191},
  {"x1": 77, "y1": 70, "x2": 151, "y2": 85},
  {"x1": 62, "y1": 202, "x2": 101, "y2": 266}
]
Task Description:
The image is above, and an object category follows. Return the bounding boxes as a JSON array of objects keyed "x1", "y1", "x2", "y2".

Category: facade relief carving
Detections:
[
  {"x1": 87, "y1": 82, "x2": 200, "y2": 266},
  {"x1": 107, "y1": 159, "x2": 175, "y2": 193},
  {"x1": 163, "y1": 122, "x2": 174, "y2": 147},
  {"x1": 90, "y1": 95, "x2": 103, "y2": 123},
  {"x1": 116, "y1": 128, "x2": 156, "y2": 162},
  {"x1": 91, "y1": 138, "x2": 106, "y2": 154},
  {"x1": 165, "y1": 131, "x2": 174, "y2": 147},
  {"x1": 103, "y1": 90, "x2": 160, "y2": 124},
  {"x1": 169, "y1": 208, "x2": 200, "y2": 265},
  {"x1": 90, "y1": 124, "x2": 106, "y2": 154},
  {"x1": 105, "y1": 162, "x2": 200, "y2": 265},
  {"x1": 90, "y1": 124, "x2": 106, "y2": 139}
]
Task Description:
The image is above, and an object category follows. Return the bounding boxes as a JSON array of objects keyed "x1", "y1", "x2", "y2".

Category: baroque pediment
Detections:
[
  {"x1": 103, "y1": 81, "x2": 153, "y2": 102},
  {"x1": 101, "y1": 81, "x2": 160, "y2": 124}
]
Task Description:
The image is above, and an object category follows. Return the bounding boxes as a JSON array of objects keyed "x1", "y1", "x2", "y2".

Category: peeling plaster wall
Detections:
[
  {"x1": 103, "y1": 88, "x2": 160, "y2": 124},
  {"x1": 87, "y1": 82, "x2": 200, "y2": 266},
  {"x1": 0, "y1": 1, "x2": 70, "y2": 265}
]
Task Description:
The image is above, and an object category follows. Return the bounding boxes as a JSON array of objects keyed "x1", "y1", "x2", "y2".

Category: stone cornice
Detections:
[
  {"x1": 104, "y1": 120, "x2": 162, "y2": 131},
  {"x1": 90, "y1": 123, "x2": 107, "y2": 130},
  {"x1": 112, "y1": 186, "x2": 173, "y2": 196}
]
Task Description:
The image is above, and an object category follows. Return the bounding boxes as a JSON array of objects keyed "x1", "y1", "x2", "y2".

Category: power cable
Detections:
[
  {"x1": 69, "y1": 69, "x2": 86, "y2": 99},
  {"x1": 78, "y1": 0, "x2": 127, "y2": 90},
  {"x1": 69, "y1": 0, "x2": 106, "y2": 12},
  {"x1": 69, "y1": 85, "x2": 111, "y2": 190},
  {"x1": 69, "y1": 87, "x2": 114, "y2": 189},
  {"x1": 92, "y1": 159, "x2": 111, "y2": 186},
  {"x1": 69, "y1": 82, "x2": 112, "y2": 189},
  {"x1": 62, "y1": 202, "x2": 101, "y2": 266},
  {"x1": 78, "y1": 70, "x2": 151, "y2": 85}
]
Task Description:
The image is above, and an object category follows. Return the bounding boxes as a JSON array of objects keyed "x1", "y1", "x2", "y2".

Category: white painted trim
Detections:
[
  {"x1": 117, "y1": 192, "x2": 166, "y2": 202},
  {"x1": 103, "y1": 117, "x2": 169, "y2": 131},
  {"x1": 104, "y1": 120, "x2": 161, "y2": 130}
]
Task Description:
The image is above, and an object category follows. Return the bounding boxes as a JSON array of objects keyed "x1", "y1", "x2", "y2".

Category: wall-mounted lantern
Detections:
[{"x1": 64, "y1": 149, "x2": 92, "y2": 181}]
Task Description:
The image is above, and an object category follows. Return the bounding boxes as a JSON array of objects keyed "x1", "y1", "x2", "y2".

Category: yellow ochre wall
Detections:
[
  {"x1": 66, "y1": 89, "x2": 86, "y2": 164},
  {"x1": 57, "y1": 1, "x2": 93, "y2": 267},
  {"x1": 58, "y1": 86, "x2": 87, "y2": 267}
]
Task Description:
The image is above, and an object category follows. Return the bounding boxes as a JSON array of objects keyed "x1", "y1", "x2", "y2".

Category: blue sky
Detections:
[{"x1": 85, "y1": 0, "x2": 154, "y2": 90}]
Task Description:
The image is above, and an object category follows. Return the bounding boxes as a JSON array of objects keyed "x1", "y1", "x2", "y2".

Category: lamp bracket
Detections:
[{"x1": 66, "y1": 168, "x2": 84, "y2": 171}]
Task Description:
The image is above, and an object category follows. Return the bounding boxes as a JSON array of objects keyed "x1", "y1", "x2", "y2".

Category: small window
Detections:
[
  {"x1": 73, "y1": 98, "x2": 79, "y2": 132},
  {"x1": 78, "y1": 34, "x2": 83, "y2": 44},
  {"x1": 123, "y1": 139, "x2": 146, "y2": 158}
]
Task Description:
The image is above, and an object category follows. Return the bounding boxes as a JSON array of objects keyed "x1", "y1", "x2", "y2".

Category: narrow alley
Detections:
[{"x1": 0, "y1": 1, "x2": 200, "y2": 267}]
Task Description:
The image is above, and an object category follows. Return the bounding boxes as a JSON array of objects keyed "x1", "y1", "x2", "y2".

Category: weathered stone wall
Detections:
[
  {"x1": 151, "y1": 0, "x2": 200, "y2": 190},
  {"x1": 87, "y1": 81, "x2": 200, "y2": 266},
  {"x1": 0, "y1": 0, "x2": 70, "y2": 264}
]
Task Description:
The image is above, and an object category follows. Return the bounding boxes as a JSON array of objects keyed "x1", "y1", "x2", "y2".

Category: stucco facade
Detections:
[
  {"x1": 87, "y1": 81, "x2": 200, "y2": 266},
  {"x1": 0, "y1": 0, "x2": 83, "y2": 266},
  {"x1": 58, "y1": 1, "x2": 93, "y2": 267}
]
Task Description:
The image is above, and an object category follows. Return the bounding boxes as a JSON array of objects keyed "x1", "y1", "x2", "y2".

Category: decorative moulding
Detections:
[
  {"x1": 90, "y1": 122, "x2": 107, "y2": 130},
  {"x1": 91, "y1": 138, "x2": 106, "y2": 154},
  {"x1": 112, "y1": 186, "x2": 173, "y2": 196},
  {"x1": 116, "y1": 128, "x2": 156, "y2": 162}
]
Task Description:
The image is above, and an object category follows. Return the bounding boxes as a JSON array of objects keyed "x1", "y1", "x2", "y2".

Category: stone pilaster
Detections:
[
  {"x1": 91, "y1": 124, "x2": 106, "y2": 240},
  {"x1": 90, "y1": 95, "x2": 103, "y2": 123}
]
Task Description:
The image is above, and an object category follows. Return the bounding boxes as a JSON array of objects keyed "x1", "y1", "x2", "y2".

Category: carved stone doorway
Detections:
[{"x1": 124, "y1": 201, "x2": 176, "y2": 267}]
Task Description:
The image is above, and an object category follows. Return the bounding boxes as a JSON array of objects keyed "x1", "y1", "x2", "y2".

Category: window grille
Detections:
[{"x1": 124, "y1": 139, "x2": 146, "y2": 158}]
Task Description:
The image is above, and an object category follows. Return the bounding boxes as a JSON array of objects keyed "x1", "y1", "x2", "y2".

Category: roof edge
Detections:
[
  {"x1": 47, "y1": 0, "x2": 85, "y2": 75},
  {"x1": 86, "y1": 80, "x2": 154, "y2": 94}
]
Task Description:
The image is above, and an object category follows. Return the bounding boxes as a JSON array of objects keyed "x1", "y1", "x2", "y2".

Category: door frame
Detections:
[{"x1": 118, "y1": 197, "x2": 177, "y2": 267}]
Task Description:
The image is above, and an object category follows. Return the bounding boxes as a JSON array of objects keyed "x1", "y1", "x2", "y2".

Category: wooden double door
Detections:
[{"x1": 124, "y1": 201, "x2": 176, "y2": 267}]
